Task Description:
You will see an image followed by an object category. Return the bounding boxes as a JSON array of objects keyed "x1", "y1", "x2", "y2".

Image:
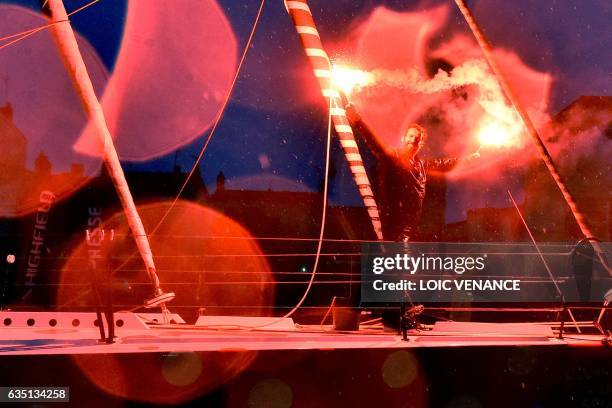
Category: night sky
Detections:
[{"x1": 2, "y1": 0, "x2": 610, "y2": 221}]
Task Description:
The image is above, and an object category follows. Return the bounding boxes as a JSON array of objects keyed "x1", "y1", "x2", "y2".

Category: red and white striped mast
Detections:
[{"x1": 284, "y1": 0, "x2": 384, "y2": 241}]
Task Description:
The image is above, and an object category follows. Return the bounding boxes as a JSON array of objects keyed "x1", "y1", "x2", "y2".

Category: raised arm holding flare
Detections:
[{"x1": 343, "y1": 98, "x2": 479, "y2": 242}]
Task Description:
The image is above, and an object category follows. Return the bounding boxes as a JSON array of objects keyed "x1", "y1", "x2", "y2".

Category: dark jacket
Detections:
[{"x1": 347, "y1": 111, "x2": 457, "y2": 241}]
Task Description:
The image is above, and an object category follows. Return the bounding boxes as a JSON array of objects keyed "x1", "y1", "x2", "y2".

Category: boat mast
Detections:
[
  {"x1": 454, "y1": 0, "x2": 610, "y2": 275},
  {"x1": 45, "y1": 0, "x2": 175, "y2": 314}
]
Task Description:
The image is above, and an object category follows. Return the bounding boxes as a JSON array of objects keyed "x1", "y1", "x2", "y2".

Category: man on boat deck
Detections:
[{"x1": 343, "y1": 101, "x2": 480, "y2": 242}]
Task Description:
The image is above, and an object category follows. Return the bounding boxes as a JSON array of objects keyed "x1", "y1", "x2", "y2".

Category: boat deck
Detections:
[{"x1": 0, "y1": 312, "x2": 606, "y2": 355}]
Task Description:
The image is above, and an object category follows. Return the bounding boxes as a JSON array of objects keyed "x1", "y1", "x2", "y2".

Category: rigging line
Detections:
[
  {"x1": 107, "y1": 234, "x2": 396, "y2": 243},
  {"x1": 21, "y1": 277, "x2": 574, "y2": 285},
  {"x1": 180, "y1": 69, "x2": 336, "y2": 330},
  {"x1": 508, "y1": 189, "x2": 582, "y2": 333},
  {"x1": 69, "y1": 233, "x2": 590, "y2": 247},
  {"x1": 53, "y1": 251, "x2": 577, "y2": 262},
  {"x1": 0, "y1": 21, "x2": 62, "y2": 43},
  {"x1": 66, "y1": 0, "x2": 100, "y2": 17},
  {"x1": 0, "y1": 0, "x2": 100, "y2": 52},
  {"x1": 453, "y1": 0, "x2": 610, "y2": 276},
  {"x1": 36, "y1": 230, "x2": 599, "y2": 247},
  {"x1": 149, "y1": 0, "x2": 266, "y2": 233},
  {"x1": 281, "y1": 76, "x2": 334, "y2": 320},
  {"x1": 0, "y1": 20, "x2": 67, "y2": 51},
  {"x1": 508, "y1": 190, "x2": 563, "y2": 298},
  {"x1": 209, "y1": 75, "x2": 335, "y2": 331},
  {"x1": 104, "y1": 0, "x2": 267, "y2": 282},
  {"x1": 114, "y1": 251, "x2": 572, "y2": 257},
  {"x1": 319, "y1": 296, "x2": 336, "y2": 328}
]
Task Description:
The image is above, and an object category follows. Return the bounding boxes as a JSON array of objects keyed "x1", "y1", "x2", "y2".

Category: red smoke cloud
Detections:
[
  {"x1": 328, "y1": 5, "x2": 552, "y2": 179},
  {"x1": 329, "y1": 5, "x2": 450, "y2": 149}
]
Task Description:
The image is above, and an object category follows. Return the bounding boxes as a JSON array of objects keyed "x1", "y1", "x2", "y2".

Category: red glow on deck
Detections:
[
  {"x1": 226, "y1": 349, "x2": 428, "y2": 407},
  {"x1": 71, "y1": 350, "x2": 257, "y2": 404}
]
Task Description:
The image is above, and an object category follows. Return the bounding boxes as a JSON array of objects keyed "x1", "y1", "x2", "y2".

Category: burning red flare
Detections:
[
  {"x1": 331, "y1": 64, "x2": 374, "y2": 96},
  {"x1": 477, "y1": 120, "x2": 523, "y2": 148},
  {"x1": 328, "y1": 5, "x2": 551, "y2": 175}
]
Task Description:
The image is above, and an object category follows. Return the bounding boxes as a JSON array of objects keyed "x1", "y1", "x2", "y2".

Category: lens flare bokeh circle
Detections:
[{"x1": 59, "y1": 200, "x2": 275, "y2": 404}]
